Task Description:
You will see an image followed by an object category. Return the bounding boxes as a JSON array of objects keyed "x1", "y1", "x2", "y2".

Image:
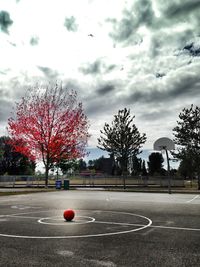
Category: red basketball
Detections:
[{"x1": 63, "y1": 209, "x2": 75, "y2": 221}]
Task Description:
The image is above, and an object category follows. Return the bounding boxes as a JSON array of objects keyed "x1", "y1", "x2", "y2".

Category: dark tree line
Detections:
[
  {"x1": 54, "y1": 158, "x2": 87, "y2": 174},
  {"x1": 0, "y1": 136, "x2": 35, "y2": 175}
]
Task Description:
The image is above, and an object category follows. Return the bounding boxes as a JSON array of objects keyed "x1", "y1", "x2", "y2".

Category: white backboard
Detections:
[{"x1": 153, "y1": 137, "x2": 175, "y2": 151}]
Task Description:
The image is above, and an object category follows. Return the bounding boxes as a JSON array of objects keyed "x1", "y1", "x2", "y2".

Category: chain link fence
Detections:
[{"x1": 0, "y1": 174, "x2": 187, "y2": 188}]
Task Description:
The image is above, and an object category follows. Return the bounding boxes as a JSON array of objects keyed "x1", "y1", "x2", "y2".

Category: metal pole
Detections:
[{"x1": 165, "y1": 149, "x2": 171, "y2": 194}]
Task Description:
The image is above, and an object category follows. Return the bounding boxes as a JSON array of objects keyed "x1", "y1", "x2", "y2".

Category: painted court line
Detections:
[
  {"x1": 0, "y1": 209, "x2": 199, "y2": 240},
  {"x1": 38, "y1": 216, "x2": 95, "y2": 225},
  {"x1": 11, "y1": 205, "x2": 43, "y2": 210},
  {"x1": 186, "y1": 195, "x2": 199, "y2": 203},
  {"x1": 95, "y1": 220, "x2": 143, "y2": 227},
  {"x1": 2, "y1": 210, "x2": 49, "y2": 217},
  {"x1": 95, "y1": 221, "x2": 200, "y2": 232},
  {"x1": 7, "y1": 215, "x2": 42, "y2": 219},
  {"x1": 0, "y1": 211, "x2": 152, "y2": 239},
  {"x1": 151, "y1": 224, "x2": 200, "y2": 232}
]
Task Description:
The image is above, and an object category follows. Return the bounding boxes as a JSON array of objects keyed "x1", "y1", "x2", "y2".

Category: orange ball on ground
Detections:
[{"x1": 63, "y1": 209, "x2": 75, "y2": 221}]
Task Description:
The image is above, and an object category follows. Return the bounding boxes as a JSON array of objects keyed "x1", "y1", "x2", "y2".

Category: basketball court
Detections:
[{"x1": 0, "y1": 190, "x2": 199, "y2": 266}]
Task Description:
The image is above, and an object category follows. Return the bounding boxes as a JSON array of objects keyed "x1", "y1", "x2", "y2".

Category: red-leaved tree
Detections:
[{"x1": 7, "y1": 83, "x2": 90, "y2": 186}]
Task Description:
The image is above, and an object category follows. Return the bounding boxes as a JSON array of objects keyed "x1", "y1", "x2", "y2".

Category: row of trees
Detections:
[
  {"x1": 0, "y1": 136, "x2": 35, "y2": 175},
  {"x1": 87, "y1": 153, "x2": 165, "y2": 176},
  {"x1": 3, "y1": 82, "x2": 200, "y2": 189},
  {"x1": 97, "y1": 105, "x2": 200, "y2": 189}
]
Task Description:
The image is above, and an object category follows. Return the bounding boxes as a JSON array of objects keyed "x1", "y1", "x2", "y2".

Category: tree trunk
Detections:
[
  {"x1": 45, "y1": 166, "x2": 49, "y2": 188},
  {"x1": 198, "y1": 175, "x2": 200, "y2": 190},
  {"x1": 121, "y1": 157, "x2": 127, "y2": 189},
  {"x1": 122, "y1": 174, "x2": 126, "y2": 189}
]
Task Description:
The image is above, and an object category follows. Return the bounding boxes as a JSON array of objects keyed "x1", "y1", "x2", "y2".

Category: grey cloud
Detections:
[
  {"x1": 149, "y1": 29, "x2": 196, "y2": 58},
  {"x1": 176, "y1": 30, "x2": 195, "y2": 50},
  {"x1": 164, "y1": 0, "x2": 200, "y2": 18},
  {"x1": 108, "y1": 14, "x2": 135, "y2": 42},
  {"x1": 156, "y1": 0, "x2": 200, "y2": 31},
  {"x1": 0, "y1": 99, "x2": 12, "y2": 122},
  {"x1": 134, "y1": 0, "x2": 155, "y2": 26},
  {"x1": 108, "y1": 11, "x2": 140, "y2": 45},
  {"x1": 0, "y1": 11, "x2": 13, "y2": 34},
  {"x1": 0, "y1": 69, "x2": 10, "y2": 75},
  {"x1": 85, "y1": 97, "x2": 115, "y2": 117},
  {"x1": 30, "y1": 36, "x2": 39, "y2": 46},
  {"x1": 64, "y1": 16, "x2": 78, "y2": 32},
  {"x1": 183, "y1": 42, "x2": 200, "y2": 56},
  {"x1": 37, "y1": 66, "x2": 59, "y2": 80},
  {"x1": 169, "y1": 74, "x2": 200, "y2": 98},
  {"x1": 149, "y1": 36, "x2": 162, "y2": 57},
  {"x1": 126, "y1": 72, "x2": 200, "y2": 105},
  {"x1": 79, "y1": 60, "x2": 117, "y2": 75},
  {"x1": 0, "y1": 87, "x2": 13, "y2": 122},
  {"x1": 96, "y1": 84, "x2": 115, "y2": 95},
  {"x1": 80, "y1": 60, "x2": 101, "y2": 75},
  {"x1": 1, "y1": 77, "x2": 32, "y2": 102},
  {"x1": 106, "y1": 64, "x2": 116, "y2": 72},
  {"x1": 78, "y1": 81, "x2": 120, "y2": 117},
  {"x1": 139, "y1": 109, "x2": 173, "y2": 121},
  {"x1": 0, "y1": 78, "x2": 37, "y2": 124},
  {"x1": 108, "y1": 0, "x2": 154, "y2": 45},
  {"x1": 108, "y1": 0, "x2": 199, "y2": 53},
  {"x1": 63, "y1": 79, "x2": 80, "y2": 91},
  {"x1": 0, "y1": 88, "x2": 9, "y2": 98}
]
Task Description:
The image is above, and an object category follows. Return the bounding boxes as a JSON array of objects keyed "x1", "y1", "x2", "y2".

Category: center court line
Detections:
[
  {"x1": 95, "y1": 221, "x2": 143, "y2": 227},
  {"x1": 186, "y1": 195, "x2": 199, "y2": 203},
  {"x1": 151, "y1": 225, "x2": 200, "y2": 231},
  {"x1": 94, "y1": 221, "x2": 200, "y2": 232}
]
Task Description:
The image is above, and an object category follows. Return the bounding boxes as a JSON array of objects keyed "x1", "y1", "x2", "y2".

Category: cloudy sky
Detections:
[{"x1": 0, "y1": 0, "x2": 200, "y2": 165}]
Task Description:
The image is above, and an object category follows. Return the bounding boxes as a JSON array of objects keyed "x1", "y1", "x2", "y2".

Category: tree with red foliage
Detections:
[{"x1": 7, "y1": 83, "x2": 90, "y2": 187}]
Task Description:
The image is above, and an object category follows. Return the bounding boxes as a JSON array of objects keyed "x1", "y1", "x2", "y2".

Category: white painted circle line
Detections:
[
  {"x1": 0, "y1": 210, "x2": 152, "y2": 239},
  {"x1": 38, "y1": 216, "x2": 95, "y2": 225}
]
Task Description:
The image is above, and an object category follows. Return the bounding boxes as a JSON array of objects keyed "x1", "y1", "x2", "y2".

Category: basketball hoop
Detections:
[
  {"x1": 153, "y1": 137, "x2": 175, "y2": 194},
  {"x1": 154, "y1": 138, "x2": 175, "y2": 151}
]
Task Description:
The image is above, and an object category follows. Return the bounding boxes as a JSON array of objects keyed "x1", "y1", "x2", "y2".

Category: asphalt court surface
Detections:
[{"x1": 0, "y1": 191, "x2": 199, "y2": 266}]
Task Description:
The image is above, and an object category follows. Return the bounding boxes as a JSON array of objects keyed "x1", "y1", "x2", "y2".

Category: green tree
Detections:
[
  {"x1": 141, "y1": 160, "x2": 147, "y2": 176},
  {"x1": 173, "y1": 104, "x2": 200, "y2": 189},
  {"x1": 0, "y1": 136, "x2": 35, "y2": 175},
  {"x1": 57, "y1": 159, "x2": 79, "y2": 174},
  {"x1": 131, "y1": 155, "x2": 142, "y2": 175},
  {"x1": 78, "y1": 159, "x2": 87, "y2": 171},
  {"x1": 98, "y1": 108, "x2": 146, "y2": 188},
  {"x1": 148, "y1": 152, "x2": 164, "y2": 175},
  {"x1": 93, "y1": 156, "x2": 105, "y2": 171},
  {"x1": 88, "y1": 160, "x2": 94, "y2": 169},
  {"x1": 177, "y1": 151, "x2": 195, "y2": 179}
]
